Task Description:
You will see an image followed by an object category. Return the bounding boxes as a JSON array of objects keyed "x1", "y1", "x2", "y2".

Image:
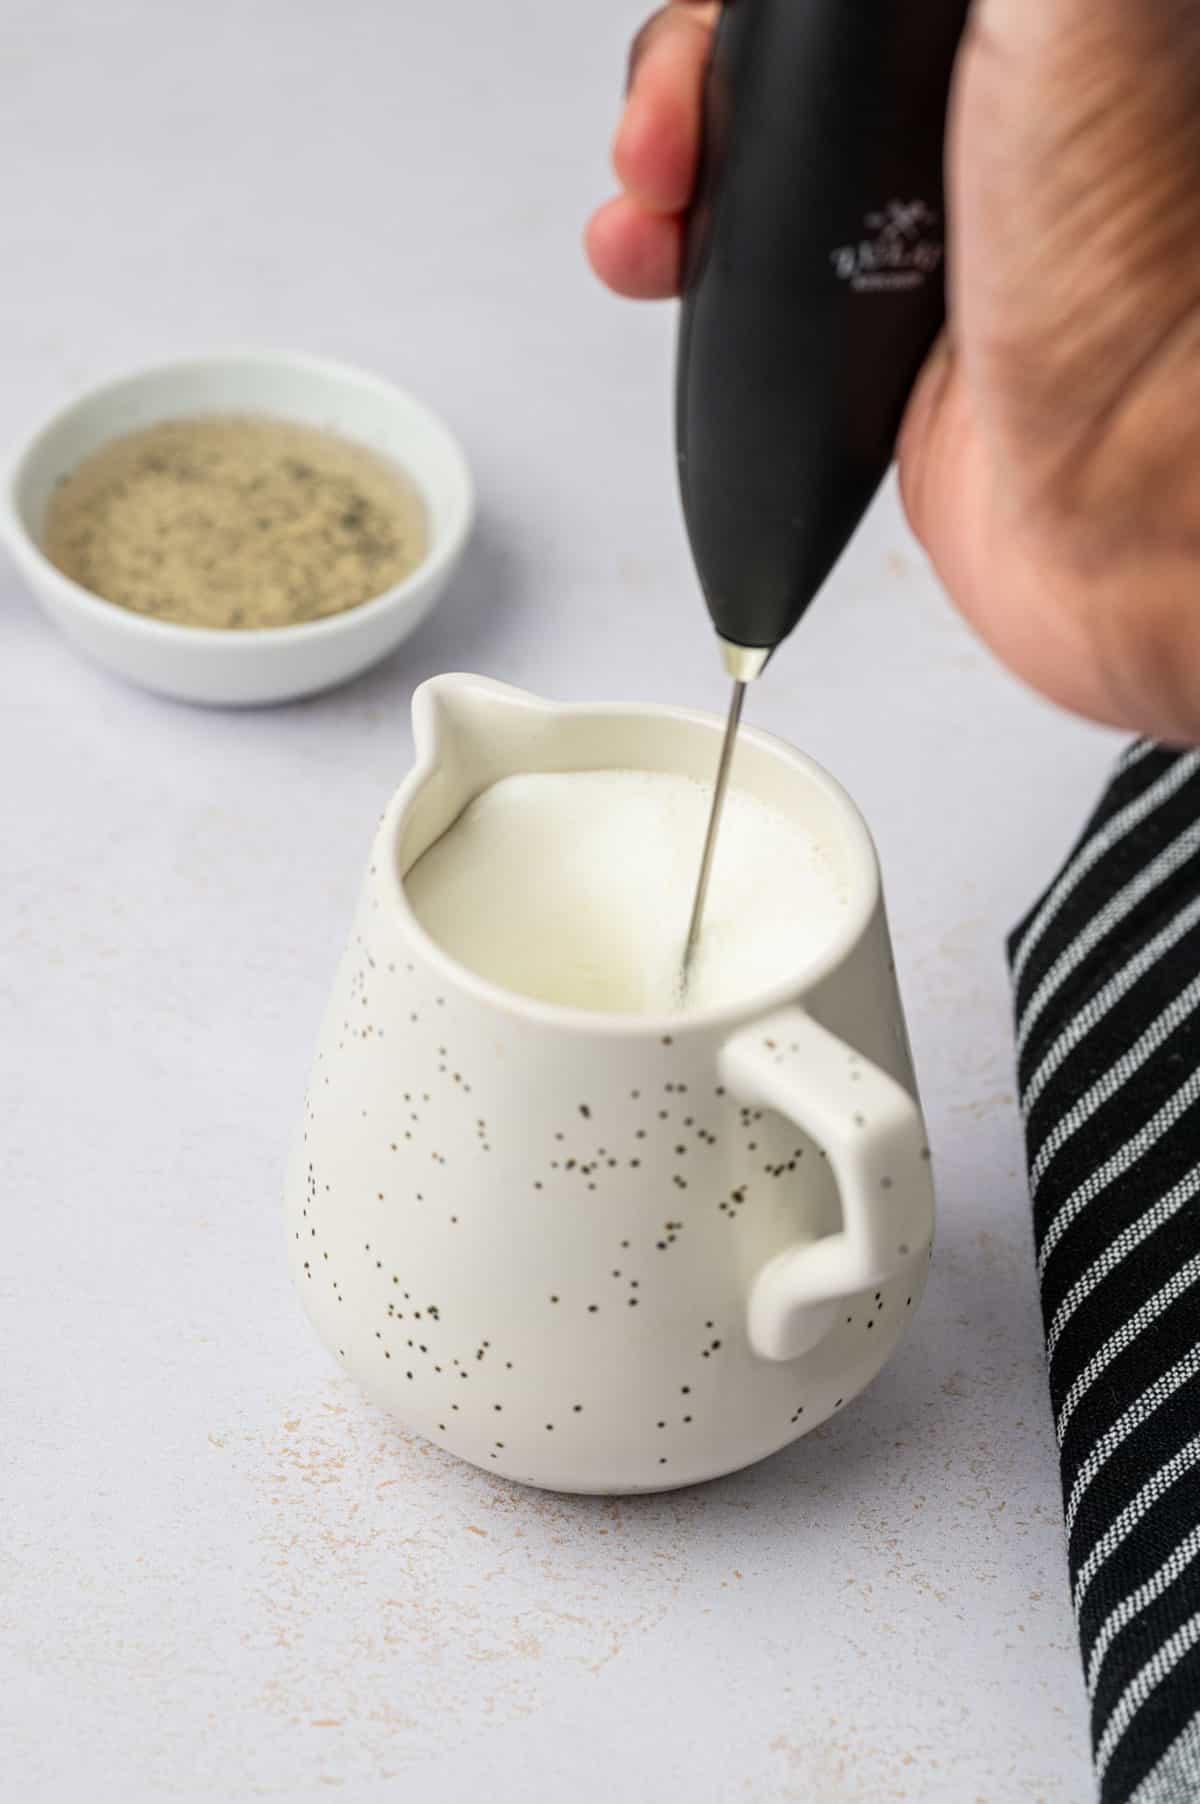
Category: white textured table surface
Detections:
[{"x1": 1, "y1": 3, "x2": 1120, "y2": 1799}]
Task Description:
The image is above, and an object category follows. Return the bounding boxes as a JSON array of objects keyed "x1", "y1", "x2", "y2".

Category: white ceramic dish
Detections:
[{"x1": 1, "y1": 351, "x2": 474, "y2": 706}]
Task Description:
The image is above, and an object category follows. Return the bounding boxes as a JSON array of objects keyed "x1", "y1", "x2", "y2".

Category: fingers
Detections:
[
  {"x1": 585, "y1": 194, "x2": 685, "y2": 300},
  {"x1": 587, "y1": 2, "x2": 716, "y2": 299},
  {"x1": 615, "y1": 3, "x2": 718, "y2": 216}
]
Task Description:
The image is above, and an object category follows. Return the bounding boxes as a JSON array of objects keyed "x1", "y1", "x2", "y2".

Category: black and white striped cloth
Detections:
[{"x1": 1010, "y1": 740, "x2": 1200, "y2": 1804}]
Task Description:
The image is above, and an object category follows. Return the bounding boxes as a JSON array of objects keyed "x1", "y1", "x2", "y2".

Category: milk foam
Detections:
[{"x1": 404, "y1": 769, "x2": 849, "y2": 1016}]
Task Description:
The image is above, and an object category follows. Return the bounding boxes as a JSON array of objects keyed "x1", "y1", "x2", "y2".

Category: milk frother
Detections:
[{"x1": 678, "y1": 0, "x2": 971, "y2": 981}]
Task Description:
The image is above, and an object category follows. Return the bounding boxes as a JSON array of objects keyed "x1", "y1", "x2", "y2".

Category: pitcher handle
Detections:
[{"x1": 719, "y1": 1007, "x2": 933, "y2": 1362}]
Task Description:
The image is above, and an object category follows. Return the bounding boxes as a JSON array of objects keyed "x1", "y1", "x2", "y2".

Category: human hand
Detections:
[{"x1": 587, "y1": 1, "x2": 1200, "y2": 744}]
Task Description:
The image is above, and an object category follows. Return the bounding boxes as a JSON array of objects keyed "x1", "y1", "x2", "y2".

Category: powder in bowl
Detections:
[{"x1": 41, "y1": 414, "x2": 429, "y2": 630}]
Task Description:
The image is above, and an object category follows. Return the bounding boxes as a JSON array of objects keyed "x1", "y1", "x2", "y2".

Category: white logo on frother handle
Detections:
[{"x1": 831, "y1": 198, "x2": 944, "y2": 293}]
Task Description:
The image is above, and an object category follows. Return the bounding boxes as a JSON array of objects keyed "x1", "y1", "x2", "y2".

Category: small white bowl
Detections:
[{"x1": 1, "y1": 351, "x2": 474, "y2": 706}]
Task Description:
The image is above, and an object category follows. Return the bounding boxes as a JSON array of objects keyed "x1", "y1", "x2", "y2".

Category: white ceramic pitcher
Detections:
[{"x1": 286, "y1": 675, "x2": 933, "y2": 1493}]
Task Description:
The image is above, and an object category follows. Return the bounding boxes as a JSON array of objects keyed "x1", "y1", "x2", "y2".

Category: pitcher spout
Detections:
[
  {"x1": 398, "y1": 675, "x2": 558, "y2": 874},
  {"x1": 410, "y1": 674, "x2": 552, "y2": 782}
]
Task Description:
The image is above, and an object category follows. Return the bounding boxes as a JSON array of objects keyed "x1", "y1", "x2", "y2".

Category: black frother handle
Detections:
[{"x1": 676, "y1": 0, "x2": 971, "y2": 655}]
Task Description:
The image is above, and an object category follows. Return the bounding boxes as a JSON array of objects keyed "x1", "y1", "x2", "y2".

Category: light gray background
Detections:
[{"x1": 2, "y1": 2, "x2": 1118, "y2": 1798}]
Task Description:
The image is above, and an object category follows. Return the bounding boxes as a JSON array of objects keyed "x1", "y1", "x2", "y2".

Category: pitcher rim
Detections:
[{"x1": 380, "y1": 681, "x2": 883, "y2": 1038}]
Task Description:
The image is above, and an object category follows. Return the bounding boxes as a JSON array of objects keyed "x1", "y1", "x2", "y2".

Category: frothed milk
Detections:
[{"x1": 404, "y1": 770, "x2": 849, "y2": 1015}]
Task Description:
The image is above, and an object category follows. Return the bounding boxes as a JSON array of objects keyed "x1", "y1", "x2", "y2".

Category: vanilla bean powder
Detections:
[{"x1": 43, "y1": 415, "x2": 428, "y2": 629}]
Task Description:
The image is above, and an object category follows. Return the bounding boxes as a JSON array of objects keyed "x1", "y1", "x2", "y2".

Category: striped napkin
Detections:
[{"x1": 1009, "y1": 740, "x2": 1200, "y2": 1804}]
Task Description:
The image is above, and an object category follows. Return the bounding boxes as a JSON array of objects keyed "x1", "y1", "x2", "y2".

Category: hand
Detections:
[{"x1": 587, "y1": 1, "x2": 1200, "y2": 744}]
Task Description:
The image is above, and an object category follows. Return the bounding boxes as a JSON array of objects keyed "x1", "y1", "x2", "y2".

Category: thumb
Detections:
[
  {"x1": 950, "y1": 0, "x2": 1200, "y2": 518},
  {"x1": 968, "y1": 0, "x2": 1113, "y2": 48}
]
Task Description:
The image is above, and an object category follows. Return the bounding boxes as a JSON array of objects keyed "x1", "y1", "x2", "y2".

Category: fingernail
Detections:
[
  {"x1": 625, "y1": 8, "x2": 665, "y2": 95},
  {"x1": 624, "y1": 31, "x2": 644, "y2": 96}
]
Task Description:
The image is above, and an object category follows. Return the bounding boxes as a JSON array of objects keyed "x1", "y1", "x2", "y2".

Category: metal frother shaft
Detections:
[
  {"x1": 680, "y1": 640, "x2": 772, "y2": 998},
  {"x1": 681, "y1": 679, "x2": 745, "y2": 989},
  {"x1": 674, "y1": 0, "x2": 969, "y2": 982}
]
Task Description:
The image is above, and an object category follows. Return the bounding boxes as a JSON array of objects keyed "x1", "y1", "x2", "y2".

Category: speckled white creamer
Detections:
[{"x1": 286, "y1": 675, "x2": 934, "y2": 1494}]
